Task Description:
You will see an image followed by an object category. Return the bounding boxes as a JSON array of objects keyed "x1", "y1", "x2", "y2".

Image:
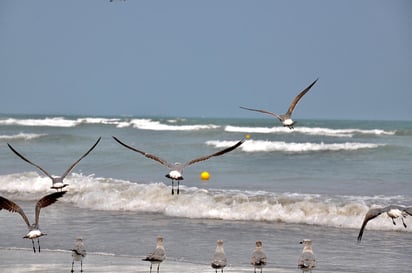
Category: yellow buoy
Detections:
[
  {"x1": 245, "y1": 134, "x2": 251, "y2": 139},
  {"x1": 200, "y1": 171, "x2": 210, "y2": 181}
]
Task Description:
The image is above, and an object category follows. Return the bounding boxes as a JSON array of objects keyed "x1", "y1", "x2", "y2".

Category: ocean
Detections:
[{"x1": 0, "y1": 114, "x2": 411, "y2": 272}]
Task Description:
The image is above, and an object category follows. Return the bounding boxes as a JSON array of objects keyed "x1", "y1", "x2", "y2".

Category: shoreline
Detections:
[{"x1": 0, "y1": 248, "x2": 299, "y2": 273}]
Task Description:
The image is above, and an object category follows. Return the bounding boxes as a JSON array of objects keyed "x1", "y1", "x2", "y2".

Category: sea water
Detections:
[{"x1": 0, "y1": 115, "x2": 411, "y2": 272}]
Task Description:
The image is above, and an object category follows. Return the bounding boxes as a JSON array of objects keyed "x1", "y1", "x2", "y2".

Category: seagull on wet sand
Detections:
[
  {"x1": 7, "y1": 137, "x2": 101, "y2": 191},
  {"x1": 357, "y1": 205, "x2": 412, "y2": 242},
  {"x1": 211, "y1": 239, "x2": 227, "y2": 273},
  {"x1": 298, "y1": 239, "x2": 316, "y2": 273},
  {"x1": 250, "y1": 240, "x2": 267, "y2": 273},
  {"x1": 0, "y1": 191, "x2": 67, "y2": 253},
  {"x1": 240, "y1": 78, "x2": 318, "y2": 129},
  {"x1": 143, "y1": 236, "x2": 166, "y2": 273},
  {"x1": 112, "y1": 136, "x2": 245, "y2": 195},
  {"x1": 71, "y1": 237, "x2": 86, "y2": 272}
]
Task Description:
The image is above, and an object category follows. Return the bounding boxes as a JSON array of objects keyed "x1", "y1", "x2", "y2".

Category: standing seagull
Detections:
[
  {"x1": 7, "y1": 137, "x2": 101, "y2": 191},
  {"x1": 112, "y1": 136, "x2": 245, "y2": 195},
  {"x1": 71, "y1": 237, "x2": 86, "y2": 272},
  {"x1": 298, "y1": 239, "x2": 316, "y2": 273},
  {"x1": 143, "y1": 236, "x2": 166, "y2": 273},
  {"x1": 250, "y1": 240, "x2": 267, "y2": 273},
  {"x1": 0, "y1": 191, "x2": 67, "y2": 253},
  {"x1": 240, "y1": 78, "x2": 318, "y2": 129},
  {"x1": 211, "y1": 240, "x2": 227, "y2": 273},
  {"x1": 357, "y1": 205, "x2": 412, "y2": 242}
]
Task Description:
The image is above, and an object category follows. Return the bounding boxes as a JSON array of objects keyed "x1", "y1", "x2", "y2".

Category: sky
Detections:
[{"x1": 0, "y1": 0, "x2": 411, "y2": 120}]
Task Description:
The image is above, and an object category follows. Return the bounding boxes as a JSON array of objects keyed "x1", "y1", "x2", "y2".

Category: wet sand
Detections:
[{"x1": 0, "y1": 248, "x2": 296, "y2": 273}]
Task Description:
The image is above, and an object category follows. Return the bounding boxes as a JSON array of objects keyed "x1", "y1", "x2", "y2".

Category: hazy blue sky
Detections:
[{"x1": 0, "y1": 1, "x2": 411, "y2": 120}]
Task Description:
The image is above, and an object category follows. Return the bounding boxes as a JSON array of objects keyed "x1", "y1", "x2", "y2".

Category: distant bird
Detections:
[
  {"x1": 357, "y1": 205, "x2": 412, "y2": 242},
  {"x1": 298, "y1": 239, "x2": 316, "y2": 273},
  {"x1": 71, "y1": 237, "x2": 86, "y2": 272},
  {"x1": 250, "y1": 240, "x2": 267, "y2": 273},
  {"x1": 143, "y1": 236, "x2": 166, "y2": 273},
  {"x1": 8, "y1": 137, "x2": 101, "y2": 191},
  {"x1": 211, "y1": 239, "x2": 227, "y2": 273},
  {"x1": 112, "y1": 136, "x2": 245, "y2": 195},
  {"x1": 0, "y1": 191, "x2": 67, "y2": 253},
  {"x1": 240, "y1": 78, "x2": 318, "y2": 129}
]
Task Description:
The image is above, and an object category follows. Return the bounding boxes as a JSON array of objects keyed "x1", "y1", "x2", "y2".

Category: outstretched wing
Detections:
[
  {"x1": 239, "y1": 106, "x2": 282, "y2": 121},
  {"x1": 286, "y1": 78, "x2": 318, "y2": 116},
  {"x1": 0, "y1": 196, "x2": 31, "y2": 228},
  {"x1": 357, "y1": 207, "x2": 384, "y2": 242},
  {"x1": 35, "y1": 191, "x2": 67, "y2": 227},
  {"x1": 185, "y1": 138, "x2": 245, "y2": 167},
  {"x1": 7, "y1": 143, "x2": 54, "y2": 180},
  {"x1": 61, "y1": 137, "x2": 101, "y2": 179},
  {"x1": 112, "y1": 136, "x2": 173, "y2": 168}
]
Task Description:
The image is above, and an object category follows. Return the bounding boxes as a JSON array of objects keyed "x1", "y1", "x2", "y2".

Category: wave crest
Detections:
[
  {"x1": 225, "y1": 125, "x2": 395, "y2": 137},
  {"x1": 0, "y1": 173, "x2": 409, "y2": 232},
  {"x1": 206, "y1": 140, "x2": 384, "y2": 153},
  {"x1": 0, "y1": 133, "x2": 46, "y2": 141}
]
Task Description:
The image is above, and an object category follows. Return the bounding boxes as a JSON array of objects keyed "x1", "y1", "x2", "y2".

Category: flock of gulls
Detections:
[{"x1": 0, "y1": 79, "x2": 411, "y2": 272}]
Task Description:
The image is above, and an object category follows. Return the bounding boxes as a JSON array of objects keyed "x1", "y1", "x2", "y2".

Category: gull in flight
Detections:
[
  {"x1": 240, "y1": 78, "x2": 318, "y2": 129},
  {"x1": 357, "y1": 205, "x2": 412, "y2": 242},
  {"x1": 250, "y1": 240, "x2": 267, "y2": 273},
  {"x1": 211, "y1": 239, "x2": 227, "y2": 273},
  {"x1": 143, "y1": 236, "x2": 166, "y2": 273},
  {"x1": 298, "y1": 239, "x2": 316, "y2": 273},
  {"x1": 0, "y1": 191, "x2": 67, "y2": 253},
  {"x1": 71, "y1": 237, "x2": 87, "y2": 272},
  {"x1": 112, "y1": 136, "x2": 245, "y2": 195},
  {"x1": 7, "y1": 137, "x2": 101, "y2": 191}
]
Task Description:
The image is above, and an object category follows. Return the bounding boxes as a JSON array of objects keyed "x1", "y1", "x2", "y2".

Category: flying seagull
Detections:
[
  {"x1": 71, "y1": 237, "x2": 86, "y2": 272},
  {"x1": 240, "y1": 78, "x2": 318, "y2": 129},
  {"x1": 7, "y1": 137, "x2": 101, "y2": 191},
  {"x1": 357, "y1": 205, "x2": 412, "y2": 242},
  {"x1": 211, "y1": 240, "x2": 227, "y2": 273},
  {"x1": 0, "y1": 191, "x2": 67, "y2": 253},
  {"x1": 250, "y1": 240, "x2": 267, "y2": 273},
  {"x1": 112, "y1": 136, "x2": 245, "y2": 195},
  {"x1": 298, "y1": 239, "x2": 316, "y2": 273},
  {"x1": 143, "y1": 236, "x2": 166, "y2": 273}
]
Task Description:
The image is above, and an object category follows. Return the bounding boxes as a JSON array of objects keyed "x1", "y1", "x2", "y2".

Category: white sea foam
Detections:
[
  {"x1": 0, "y1": 117, "x2": 220, "y2": 131},
  {"x1": 206, "y1": 139, "x2": 384, "y2": 153},
  {"x1": 0, "y1": 133, "x2": 46, "y2": 141},
  {"x1": 129, "y1": 118, "x2": 220, "y2": 131},
  {"x1": 225, "y1": 125, "x2": 395, "y2": 137},
  {"x1": 0, "y1": 117, "x2": 79, "y2": 127},
  {"x1": 0, "y1": 173, "x2": 409, "y2": 232}
]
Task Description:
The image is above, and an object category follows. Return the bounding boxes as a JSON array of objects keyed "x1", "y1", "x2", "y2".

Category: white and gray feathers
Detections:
[
  {"x1": 298, "y1": 239, "x2": 316, "y2": 272},
  {"x1": 143, "y1": 236, "x2": 166, "y2": 273},
  {"x1": 357, "y1": 205, "x2": 412, "y2": 242},
  {"x1": 71, "y1": 237, "x2": 86, "y2": 272},
  {"x1": 112, "y1": 136, "x2": 245, "y2": 195},
  {"x1": 240, "y1": 78, "x2": 318, "y2": 129},
  {"x1": 7, "y1": 137, "x2": 101, "y2": 191},
  {"x1": 0, "y1": 191, "x2": 67, "y2": 253},
  {"x1": 250, "y1": 240, "x2": 267, "y2": 273},
  {"x1": 211, "y1": 239, "x2": 227, "y2": 273}
]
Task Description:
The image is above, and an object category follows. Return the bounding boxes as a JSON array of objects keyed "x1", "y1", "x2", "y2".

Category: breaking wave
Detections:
[
  {"x1": 0, "y1": 173, "x2": 410, "y2": 232},
  {"x1": 0, "y1": 133, "x2": 47, "y2": 141},
  {"x1": 0, "y1": 117, "x2": 219, "y2": 131},
  {"x1": 206, "y1": 139, "x2": 384, "y2": 153},
  {"x1": 225, "y1": 125, "x2": 396, "y2": 138}
]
